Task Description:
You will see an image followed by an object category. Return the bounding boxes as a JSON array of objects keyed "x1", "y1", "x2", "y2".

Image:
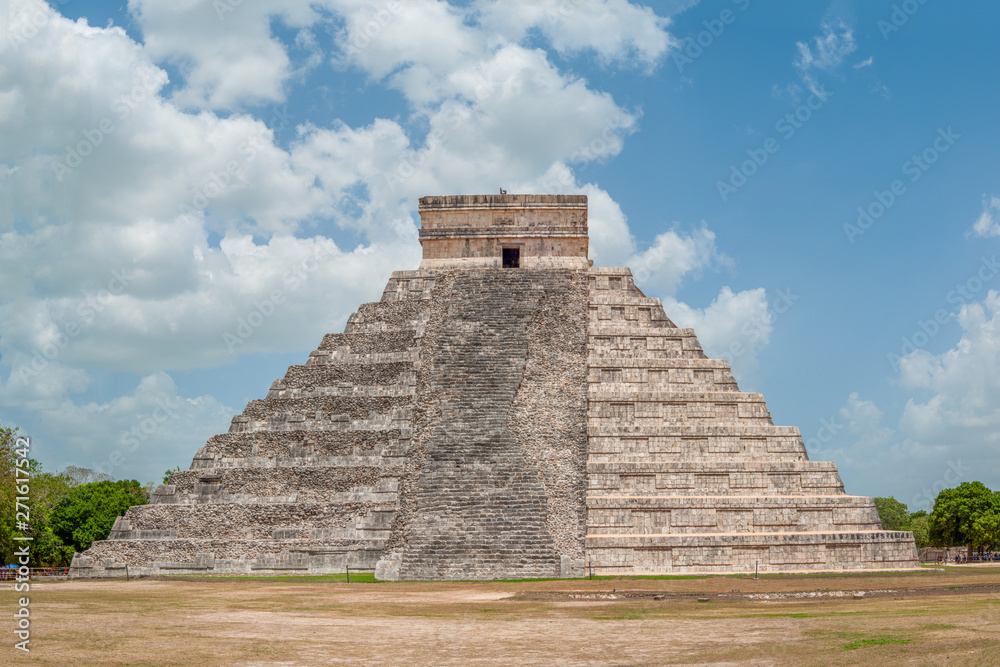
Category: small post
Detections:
[
  {"x1": 346, "y1": 565, "x2": 350, "y2": 583},
  {"x1": 125, "y1": 564, "x2": 130, "y2": 582},
  {"x1": 754, "y1": 561, "x2": 758, "y2": 580},
  {"x1": 589, "y1": 562, "x2": 593, "y2": 580}
]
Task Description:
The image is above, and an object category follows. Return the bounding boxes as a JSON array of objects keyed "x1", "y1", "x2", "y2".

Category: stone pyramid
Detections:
[{"x1": 73, "y1": 194, "x2": 918, "y2": 579}]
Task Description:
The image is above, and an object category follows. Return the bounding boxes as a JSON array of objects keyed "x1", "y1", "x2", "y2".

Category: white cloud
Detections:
[
  {"x1": 661, "y1": 286, "x2": 772, "y2": 379},
  {"x1": 853, "y1": 56, "x2": 873, "y2": 69},
  {"x1": 899, "y1": 291, "x2": 1000, "y2": 444},
  {"x1": 970, "y1": 195, "x2": 1000, "y2": 238},
  {"x1": 0, "y1": 369, "x2": 234, "y2": 483},
  {"x1": 473, "y1": 0, "x2": 676, "y2": 68},
  {"x1": 794, "y1": 18, "x2": 856, "y2": 73},
  {"x1": 840, "y1": 392, "x2": 894, "y2": 445},
  {"x1": 792, "y1": 17, "x2": 856, "y2": 97},
  {"x1": 125, "y1": 0, "x2": 677, "y2": 112},
  {"x1": 821, "y1": 293, "x2": 1000, "y2": 505},
  {"x1": 806, "y1": 392, "x2": 921, "y2": 500},
  {"x1": 629, "y1": 225, "x2": 728, "y2": 295},
  {"x1": 127, "y1": 0, "x2": 324, "y2": 110}
]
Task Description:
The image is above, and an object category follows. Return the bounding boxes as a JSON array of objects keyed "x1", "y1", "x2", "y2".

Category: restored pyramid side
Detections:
[
  {"x1": 72, "y1": 271, "x2": 436, "y2": 577},
  {"x1": 379, "y1": 267, "x2": 589, "y2": 580},
  {"x1": 584, "y1": 268, "x2": 919, "y2": 573}
]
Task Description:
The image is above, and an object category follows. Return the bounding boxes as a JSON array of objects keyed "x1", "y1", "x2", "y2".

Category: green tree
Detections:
[
  {"x1": 24, "y1": 471, "x2": 76, "y2": 566},
  {"x1": 969, "y1": 508, "x2": 1000, "y2": 553},
  {"x1": 929, "y1": 481, "x2": 998, "y2": 559},
  {"x1": 874, "y1": 496, "x2": 910, "y2": 531},
  {"x1": 909, "y1": 514, "x2": 930, "y2": 548},
  {"x1": 0, "y1": 424, "x2": 21, "y2": 564},
  {"x1": 163, "y1": 466, "x2": 181, "y2": 483},
  {"x1": 0, "y1": 425, "x2": 45, "y2": 565},
  {"x1": 50, "y1": 480, "x2": 148, "y2": 553}
]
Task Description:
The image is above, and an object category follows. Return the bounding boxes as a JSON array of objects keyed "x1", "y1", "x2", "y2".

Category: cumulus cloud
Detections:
[
  {"x1": 0, "y1": 369, "x2": 234, "y2": 483},
  {"x1": 661, "y1": 286, "x2": 771, "y2": 379},
  {"x1": 805, "y1": 392, "x2": 921, "y2": 500},
  {"x1": 473, "y1": 0, "x2": 676, "y2": 68},
  {"x1": 899, "y1": 291, "x2": 1000, "y2": 445},
  {"x1": 127, "y1": 0, "x2": 324, "y2": 110},
  {"x1": 126, "y1": 0, "x2": 677, "y2": 112},
  {"x1": 822, "y1": 294, "x2": 1000, "y2": 505},
  {"x1": 629, "y1": 225, "x2": 728, "y2": 295},
  {"x1": 970, "y1": 195, "x2": 1000, "y2": 238}
]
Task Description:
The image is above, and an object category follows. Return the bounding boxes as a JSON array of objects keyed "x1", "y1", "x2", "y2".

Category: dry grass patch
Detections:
[{"x1": 1, "y1": 567, "x2": 998, "y2": 665}]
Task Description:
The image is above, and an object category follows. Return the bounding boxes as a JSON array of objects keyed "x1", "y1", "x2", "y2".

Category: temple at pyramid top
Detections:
[{"x1": 417, "y1": 194, "x2": 590, "y2": 269}]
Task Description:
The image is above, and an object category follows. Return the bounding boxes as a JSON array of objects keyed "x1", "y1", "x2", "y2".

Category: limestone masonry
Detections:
[{"x1": 73, "y1": 194, "x2": 918, "y2": 579}]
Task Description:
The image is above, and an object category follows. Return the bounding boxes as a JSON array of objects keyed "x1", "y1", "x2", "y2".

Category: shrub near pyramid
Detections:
[{"x1": 72, "y1": 195, "x2": 918, "y2": 579}]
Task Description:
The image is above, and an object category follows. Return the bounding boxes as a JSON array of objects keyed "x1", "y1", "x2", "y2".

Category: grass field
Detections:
[{"x1": 3, "y1": 564, "x2": 999, "y2": 665}]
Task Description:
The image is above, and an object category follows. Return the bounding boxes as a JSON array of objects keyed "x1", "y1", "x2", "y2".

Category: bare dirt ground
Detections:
[{"x1": 2, "y1": 564, "x2": 999, "y2": 666}]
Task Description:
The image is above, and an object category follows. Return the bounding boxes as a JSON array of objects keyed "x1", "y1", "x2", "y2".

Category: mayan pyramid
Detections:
[{"x1": 72, "y1": 194, "x2": 918, "y2": 579}]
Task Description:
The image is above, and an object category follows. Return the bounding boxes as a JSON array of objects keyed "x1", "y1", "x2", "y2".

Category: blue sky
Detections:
[{"x1": 2, "y1": 0, "x2": 999, "y2": 511}]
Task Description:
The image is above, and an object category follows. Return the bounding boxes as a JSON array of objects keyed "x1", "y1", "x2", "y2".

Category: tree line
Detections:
[
  {"x1": 1, "y1": 425, "x2": 153, "y2": 567},
  {"x1": 876, "y1": 480, "x2": 1000, "y2": 558}
]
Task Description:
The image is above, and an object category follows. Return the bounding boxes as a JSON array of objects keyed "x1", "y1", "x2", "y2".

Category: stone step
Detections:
[
  {"x1": 165, "y1": 464, "x2": 401, "y2": 497},
  {"x1": 587, "y1": 495, "x2": 880, "y2": 534},
  {"x1": 74, "y1": 538, "x2": 386, "y2": 576},
  {"x1": 318, "y1": 330, "x2": 417, "y2": 355},
  {"x1": 200, "y1": 428, "x2": 411, "y2": 459},
  {"x1": 344, "y1": 300, "x2": 431, "y2": 334},
  {"x1": 589, "y1": 424, "x2": 802, "y2": 437},
  {"x1": 585, "y1": 531, "x2": 918, "y2": 574},
  {"x1": 275, "y1": 361, "x2": 416, "y2": 393},
  {"x1": 113, "y1": 502, "x2": 398, "y2": 540},
  {"x1": 380, "y1": 270, "x2": 438, "y2": 302},
  {"x1": 241, "y1": 395, "x2": 414, "y2": 421},
  {"x1": 306, "y1": 349, "x2": 419, "y2": 365},
  {"x1": 266, "y1": 385, "x2": 416, "y2": 400},
  {"x1": 587, "y1": 460, "x2": 844, "y2": 496}
]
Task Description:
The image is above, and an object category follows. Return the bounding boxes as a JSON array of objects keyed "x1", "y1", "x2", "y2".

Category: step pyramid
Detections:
[{"x1": 72, "y1": 194, "x2": 918, "y2": 579}]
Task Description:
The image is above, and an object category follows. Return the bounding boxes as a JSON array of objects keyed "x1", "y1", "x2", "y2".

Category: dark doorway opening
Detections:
[{"x1": 502, "y1": 247, "x2": 520, "y2": 268}]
